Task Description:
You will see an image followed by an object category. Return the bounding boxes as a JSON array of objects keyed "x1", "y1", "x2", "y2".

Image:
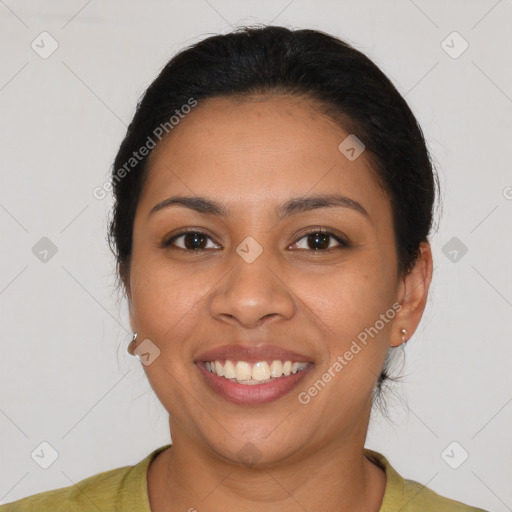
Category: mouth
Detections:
[
  {"x1": 194, "y1": 344, "x2": 314, "y2": 405},
  {"x1": 203, "y1": 359, "x2": 310, "y2": 384}
]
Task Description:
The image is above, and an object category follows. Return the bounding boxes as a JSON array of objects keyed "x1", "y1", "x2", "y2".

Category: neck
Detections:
[{"x1": 147, "y1": 419, "x2": 386, "y2": 512}]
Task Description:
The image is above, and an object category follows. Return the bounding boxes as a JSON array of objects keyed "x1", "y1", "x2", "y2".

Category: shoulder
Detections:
[
  {"x1": 0, "y1": 465, "x2": 130, "y2": 512},
  {"x1": 364, "y1": 448, "x2": 490, "y2": 512},
  {"x1": 0, "y1": 446, "x2": 169, "y2": 512},
  {"x1": 402, "y1": 478, "x2": 489, "y2": 511}
]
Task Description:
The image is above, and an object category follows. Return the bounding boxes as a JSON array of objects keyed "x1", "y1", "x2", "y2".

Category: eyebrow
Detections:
[{"x1": 148, "y1": 194, "x2": 370, "y2": 220}]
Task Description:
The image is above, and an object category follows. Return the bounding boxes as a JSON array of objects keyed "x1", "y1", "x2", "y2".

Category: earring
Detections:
[
  {"x1": 127, "y1": 332, "x2": 137, "y2": 356},
  {"x1": 400, "y1": 328, "x2": 408, "y2": 343}
]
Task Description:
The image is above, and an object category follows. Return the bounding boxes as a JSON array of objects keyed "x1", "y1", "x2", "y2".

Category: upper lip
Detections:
[{"x1": 195, "y1": 343, "x2": 313, "y2": 363}]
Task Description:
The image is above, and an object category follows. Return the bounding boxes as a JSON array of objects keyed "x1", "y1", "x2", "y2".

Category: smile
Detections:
[
  {"x1": 196, "y1": 360, "x2": 313, "y2": 405},
  {"x1": 205, "y1": 359, "x2": 310, "y2": 384}
]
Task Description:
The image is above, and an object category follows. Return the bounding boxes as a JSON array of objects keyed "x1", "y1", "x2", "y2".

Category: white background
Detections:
[{"x1": 0, "y1": 0, "x2": 511, "y2": 510}]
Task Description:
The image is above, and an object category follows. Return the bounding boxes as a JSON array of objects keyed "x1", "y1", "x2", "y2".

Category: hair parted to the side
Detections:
[{"x1": 107, "y1": 25, "x2": 439, "y2": 413}]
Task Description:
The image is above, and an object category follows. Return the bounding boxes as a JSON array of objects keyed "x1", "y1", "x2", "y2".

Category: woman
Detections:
[{"x1": 1, "y1": 25, "x2": 489, "y2": 511}]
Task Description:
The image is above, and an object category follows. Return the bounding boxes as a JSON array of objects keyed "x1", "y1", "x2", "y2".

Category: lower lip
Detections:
[{"x1": 196, "y1": 362, "x2": 313, "y2": 405}]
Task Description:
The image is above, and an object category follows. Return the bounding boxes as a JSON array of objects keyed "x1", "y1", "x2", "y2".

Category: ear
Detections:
[
  {"x1": 119, "y1": 262, "x2": 136, "y2": 333},
  {"x1": 391, "y1": 241, "x2": 433, "y2": 347},
  {"x1": 127, "y1": 293, "x2": 136, "y2": 334}
]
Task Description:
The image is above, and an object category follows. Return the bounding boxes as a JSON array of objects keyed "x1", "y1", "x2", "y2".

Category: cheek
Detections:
[
  {"x1": 128, "y1": 260, "x2": 208, "y2": 403},
  {"x1": 301, "y1": 253, "x2": 396, "y2": 399},
  {"x1": 132, "y1": 274, "x2": 204, "y2": 342},
  {"x1": 128, "y1": 248, "x2": 205, "y2": 348},
  {"x1": 310, "y1": 256, "x2": 395, "y2": 338},
  {"x1": 130, "y1": 248, "x2": 395, "y2": 342}
]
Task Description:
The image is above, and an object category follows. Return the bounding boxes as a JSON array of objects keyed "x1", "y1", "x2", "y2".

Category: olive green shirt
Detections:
[{"x1": 0, "y1": 445, "x2": 489, "y2": 511}]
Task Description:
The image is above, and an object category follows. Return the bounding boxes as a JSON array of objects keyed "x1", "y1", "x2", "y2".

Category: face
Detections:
[{"x1": 127, "y1": 94, "x2": 412, "y2": 466}]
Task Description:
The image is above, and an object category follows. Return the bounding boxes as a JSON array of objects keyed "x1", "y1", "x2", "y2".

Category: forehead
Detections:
[{"x1": 140, "y1": 94, "x2": 389, "y2": 221}]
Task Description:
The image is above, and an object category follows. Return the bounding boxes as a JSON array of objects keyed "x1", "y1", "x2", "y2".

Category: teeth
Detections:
[
  {"x1": 204, "y1": 359, "x2": 309, "y2": 384},
  {"x1": 269, "y1": 360, "x2": 283, "y2": 378},
  {"x1": 235, "y1": 361, "x2": 252, "y2": 381},
  {"x1": 252, "y1": 361, "x2": 270, "y2": 381},
  {"x1": 224, "y1": 360, "x2": 236, "y2": 379},
  {"x1": 215, "y1": 361, "x2": 224, "y2": 377}
]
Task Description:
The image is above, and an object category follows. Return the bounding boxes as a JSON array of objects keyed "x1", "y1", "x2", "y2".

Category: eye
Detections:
[
  {"x1": 162, "y1": 228, "x2": 349, "y2": 252},
  {"x1": 163, "y1": 230, "x2": 221, "y2": 251},
  {"x1": 290, "y1": 229, "x2": 348, "y2": 251}
]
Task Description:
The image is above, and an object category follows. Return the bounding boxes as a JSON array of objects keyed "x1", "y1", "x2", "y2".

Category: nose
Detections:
[{"x1": 209, "y1": 246, "x2": 295, "y2": 329}]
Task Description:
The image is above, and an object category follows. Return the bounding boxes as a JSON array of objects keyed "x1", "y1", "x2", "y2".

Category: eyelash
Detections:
[{"x1": 162, "y1": 227, "x2": 349, "y2": 253}]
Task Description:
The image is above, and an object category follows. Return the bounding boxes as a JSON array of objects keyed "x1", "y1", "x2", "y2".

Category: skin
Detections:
[{"x1": 125, "y1": 94, "x2": 433, "y2": 511}]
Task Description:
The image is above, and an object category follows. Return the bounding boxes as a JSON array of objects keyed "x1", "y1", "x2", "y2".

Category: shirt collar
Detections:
[{"x1": 125, "y1": 445, "x2": 405, "y2": 512}]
